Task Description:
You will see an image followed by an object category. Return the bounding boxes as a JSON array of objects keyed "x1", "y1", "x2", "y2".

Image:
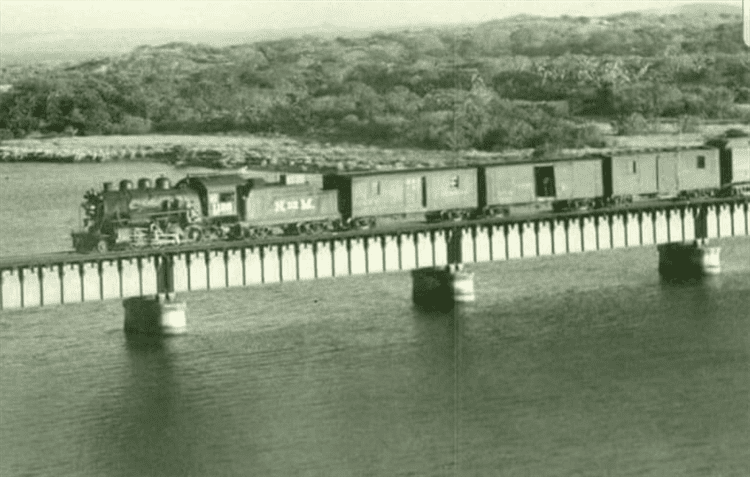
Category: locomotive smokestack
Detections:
[
  {"x1": 137, "y1": 178, "x2": 152, "y2": 190},
  {"x1": 103, "y1": 182, "x2": 113, "y2": 192},
  {"x1": 119, "y1": 180, "x2": 134, "y2": 191}
]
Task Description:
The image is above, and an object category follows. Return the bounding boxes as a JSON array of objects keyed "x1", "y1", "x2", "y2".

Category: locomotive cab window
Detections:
[
  {"x1": 534, "y1": 166, "x2": 556, "y2": 198},
  {"x1": 209, "y1": 191, "x2": 236, "y2": 216},
  {"x1": 697, "y1": 156, "x2": 706, "y2": 169}
]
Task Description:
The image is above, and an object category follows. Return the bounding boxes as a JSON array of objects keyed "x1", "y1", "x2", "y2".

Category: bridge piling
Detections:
[
  {"x1": 350, "y1": 238, "x2": 367, "y2": 275},
  {"x1": 412, "y1": 228, "x2": 475, "y2": 309}
]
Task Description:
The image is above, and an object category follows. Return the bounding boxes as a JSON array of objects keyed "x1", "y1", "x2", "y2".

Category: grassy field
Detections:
[{"x1": 1, "y1": 122, "x2": 748, "y2": 173}]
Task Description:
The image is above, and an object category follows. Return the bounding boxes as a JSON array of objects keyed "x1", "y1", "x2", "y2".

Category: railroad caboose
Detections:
[{"x1": 323, "y1": 167, "x2": 479, "y2": 227}]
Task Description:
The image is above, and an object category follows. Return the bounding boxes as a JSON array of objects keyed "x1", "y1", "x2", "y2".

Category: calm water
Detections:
[
  {"x1": 0, "y1": 162, "x2": 213, "y2": 257},
  {"x1": 1, "y1": 163, "x2": 749, "y2": 476}
]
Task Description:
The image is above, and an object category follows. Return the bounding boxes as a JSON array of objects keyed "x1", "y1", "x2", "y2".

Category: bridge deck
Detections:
[{"x1": 1, "y1": 198, "x2": 748, "y2": 310}]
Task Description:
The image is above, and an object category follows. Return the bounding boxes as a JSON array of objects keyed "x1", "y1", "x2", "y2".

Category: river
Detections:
[{"x1": 1, "y1": 162, "x2": 748, "y2": 476}]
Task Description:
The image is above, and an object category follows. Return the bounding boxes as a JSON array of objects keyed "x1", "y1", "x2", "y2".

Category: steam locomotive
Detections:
[{"x1": 72, "y1": 139, "x2": 750, "y2": 253}]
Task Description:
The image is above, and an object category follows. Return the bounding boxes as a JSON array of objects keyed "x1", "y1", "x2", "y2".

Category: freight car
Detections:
[
  {"x1": 73, "y1": 143, "x2": 749, "y2": 253},
  {"x1": 602, "y1": 147, "x2": 721, "y2": 203},
  {"x1": 322, "y1": 166, "x2": 479, "y2": 228},
  {"x1": 479, "y1": 156, "x2": 604, "y2": 214}
]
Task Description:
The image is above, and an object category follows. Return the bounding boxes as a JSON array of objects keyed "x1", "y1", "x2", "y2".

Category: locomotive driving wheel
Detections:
[
  {"x1": 96, "y1": 239, "x2": 109, "y2": 253},
  {"x1": 186, "y1": 225, "x2": 203, "y2": 242},
  {"x1": 309, "y1": 222, "x2": 325, "y2": 234}
]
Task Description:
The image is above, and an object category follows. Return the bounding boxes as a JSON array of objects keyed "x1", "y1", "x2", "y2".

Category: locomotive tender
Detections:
[{"x1": 72, "y1": 142, "x2": 750, "y2": 253}]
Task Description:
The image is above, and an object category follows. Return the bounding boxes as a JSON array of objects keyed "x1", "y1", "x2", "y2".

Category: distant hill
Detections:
[
  {"x1": 2, "y1": 2, "x2": 742, "y2": 66},
  {"x1": 1, "y1": 6, "x2": 747, "y2": 154},
  {"x1": 670, "y1": 2, "x2": 742, "y2": 16},
  {"x1": 0, "y1": 24, "x2": 420, "y2": 66}
]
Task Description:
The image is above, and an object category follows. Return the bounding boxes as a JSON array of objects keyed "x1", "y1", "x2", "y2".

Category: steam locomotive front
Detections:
[{"x1": 73, "y1": 177, "x2": 202, "y2": 253}]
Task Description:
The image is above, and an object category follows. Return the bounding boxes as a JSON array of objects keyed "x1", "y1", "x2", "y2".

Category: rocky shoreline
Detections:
[{"x1": 0, "y1": 130, "x2": 738, "y2": 174}]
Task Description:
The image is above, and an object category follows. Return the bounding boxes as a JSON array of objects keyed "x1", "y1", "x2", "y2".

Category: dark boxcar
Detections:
[
  {"x1": 714, "y1": 138, "x2": 750, "y2": 185},
  {"x1": 481, "y1": 157, "x2": 602, "y2": 208},
  {"x1": 241, "y1": 179, "x2": 339, "y2": 226},
  {"x1": 324, "y1": 167, "x2": 478, "y2": 221},
  {"x1": 603, "y1": 151, "x2": 659, "y2": 198},
  {"x1": 480, "y1": 163, "x2": 536, "y2": 206}
]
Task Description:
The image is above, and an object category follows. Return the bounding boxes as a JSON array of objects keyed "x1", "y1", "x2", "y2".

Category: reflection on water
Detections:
[{"x1": 106, "y1": 336, "x2": 190, "y2": 477}]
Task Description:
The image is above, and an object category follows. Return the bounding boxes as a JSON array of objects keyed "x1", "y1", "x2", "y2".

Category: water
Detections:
[
  {"x1": 1, "y1": 163, "x2": 749, "y2": 476},
  {"x1": 0, "y1": 162, "x2": 213, "y2": 257}
]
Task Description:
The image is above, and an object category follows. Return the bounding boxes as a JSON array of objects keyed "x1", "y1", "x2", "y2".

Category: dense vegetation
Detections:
[{"x1": 1, "y1": 6, "x2": 748, "y2": 153}]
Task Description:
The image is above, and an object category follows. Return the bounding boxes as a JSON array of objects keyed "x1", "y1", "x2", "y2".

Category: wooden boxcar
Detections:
[
  {"x1": 480, "y1": 157, "x2": 603, "y2": 211},
  {"x1": 660, "y1": 147, "x2": 720, "y2": 195},
  {"x1": 323, "y1": 167, "x2": 479, "y2": 224},
  {"x1": 604, "y1": 148, "x2": 721, "y2": 200},
  {"x1": 603, "y1": 151, "x2": 659, "y2": 199}
]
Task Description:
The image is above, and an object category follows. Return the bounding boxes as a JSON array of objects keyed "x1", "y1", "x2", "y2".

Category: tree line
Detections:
[{"x1": 1, "y1": 9, "x2": 748, "y2": 151}]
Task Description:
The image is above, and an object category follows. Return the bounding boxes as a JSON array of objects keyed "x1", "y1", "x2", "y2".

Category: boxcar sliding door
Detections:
[
  {"x1": 656, "y1": 153, "x2": 679, "y2": 196},
  {"x1": 534, "y1": 166, "x2": 556, "y2": 198},
  {"x1": 404, "y1": 176, "x2": 427, "y2": 211}
]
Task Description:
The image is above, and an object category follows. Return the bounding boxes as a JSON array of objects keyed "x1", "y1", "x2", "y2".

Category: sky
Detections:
[{"x1": 0, "y1": 0, "x2": 741, "y2": 34}]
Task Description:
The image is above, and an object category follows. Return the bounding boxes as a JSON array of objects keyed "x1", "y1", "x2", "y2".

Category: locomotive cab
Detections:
[{"x1": 177, "y1": 174, "x2": 247, "y2": 222}]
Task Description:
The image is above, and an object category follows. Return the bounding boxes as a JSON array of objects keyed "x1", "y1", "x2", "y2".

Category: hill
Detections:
[{"x1": 1, "y1": 9, "x2": 748, "y2": 155}]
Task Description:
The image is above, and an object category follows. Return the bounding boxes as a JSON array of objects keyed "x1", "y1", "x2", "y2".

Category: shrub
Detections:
[
  {"x1": 677, "y1": 115, "x2": 702, "y2": 133},
  {"x1": 614, "y1": 113, "x2": 653, "y2": 136}
]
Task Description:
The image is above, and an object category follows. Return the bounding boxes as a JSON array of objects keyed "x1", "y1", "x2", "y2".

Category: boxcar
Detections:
[
  {"x1": 603, "y1": 151, "x2": 659, "y2": 199},
  {"x1": 659, "y1": 147, "x2": 720, "y2": 195},
  {"x1": 481, "y1": 157, "x2": 603, "y2": 211},
  {"x1": 715, "y1": 137, "x2": 750, "y2": 184},
  {"x1": 604, "y1": 148, "x2": 721, "y2": 200},
  {"x1": 323, "y1": 167, "x2": 479, "y2": 224}
]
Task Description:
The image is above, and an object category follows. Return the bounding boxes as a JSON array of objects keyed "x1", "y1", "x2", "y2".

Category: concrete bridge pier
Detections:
[
  {"x1": 657, "y1": 207, "x2": 721, "y2": 279},
  {"x1": 411, "y1": 229, "x2": 475, "y2": 309},
  {"x1": 123, "y1": 254, "x2": 187, "y2": 336}
]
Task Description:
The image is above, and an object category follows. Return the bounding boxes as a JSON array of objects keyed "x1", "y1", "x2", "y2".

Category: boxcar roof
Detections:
[{"x1": 325, "y1": 156, "x2": 607, "y2": 178}]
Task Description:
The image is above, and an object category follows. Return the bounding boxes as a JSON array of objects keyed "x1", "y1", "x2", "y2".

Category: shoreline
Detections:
[{"x1": 0, "y1": 125, "x2": 746, "y2": 174}]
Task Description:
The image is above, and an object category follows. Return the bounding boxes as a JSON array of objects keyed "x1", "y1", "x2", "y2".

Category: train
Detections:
[{"x1": 72, "y1": 139, "x2": 750, "y2": 253}]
